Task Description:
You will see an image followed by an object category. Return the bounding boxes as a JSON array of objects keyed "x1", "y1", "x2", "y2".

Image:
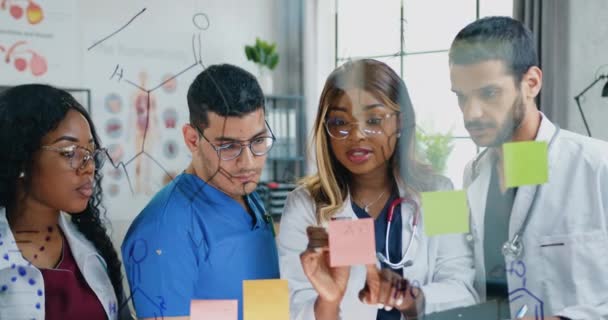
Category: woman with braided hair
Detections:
[{"x1": 0, "y1": 84, "x2": 131, "y2": 319}]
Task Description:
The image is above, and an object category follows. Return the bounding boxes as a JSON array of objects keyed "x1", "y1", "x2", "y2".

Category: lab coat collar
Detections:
[
  {"x1": 508, "y1": 113, "x2": 559, "y2": 239},
  {"x1": 0, "y1": 207, "x2": 116, "y2": 318},
  {"x1": 326, "y1": 192, "x2": 355, "y2": 226},
  {"x1": 466, "y1": 149, "x2": 492, "y2": 246},
  {"x1": 341, "y1": 182, "x2": 420, "y2": 263},
  {"x1": 58, "y1": 212, "x2": 117, "y2": 318},
  {"x1": 0, "y1": 208, "x2": 106, "y2": 271},
  {"x1": 467, "y1": 113, "x2": 559, "y2": 238},
  {"x1": 339, "y1": 181, "x2": 418, "y2": 225},
  {"x1": 58, "y1": 212, "x2": 107, "y2": 271}
]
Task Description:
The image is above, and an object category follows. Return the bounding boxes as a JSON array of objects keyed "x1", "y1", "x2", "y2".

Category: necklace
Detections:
[{"x1": 356, "y1": 190, "x2": 387, "y2": 213}]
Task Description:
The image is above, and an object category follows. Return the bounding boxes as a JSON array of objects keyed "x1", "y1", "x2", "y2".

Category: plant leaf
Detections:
[
  {"x1": 245, "y1": 46, "x2": 256, "y2": 61},
  {"x1": 251, "y1": 47, "x2": 261, "y2": 63},
  {"x1": 259, "y1": 48, "x2": 267, "y2": 66},
  {"x1": 268, "y1": 54, "x2": 279, "y2": 70},
  {"x1": 247, "y1": 38, "x2": 279, "y2": 68}
]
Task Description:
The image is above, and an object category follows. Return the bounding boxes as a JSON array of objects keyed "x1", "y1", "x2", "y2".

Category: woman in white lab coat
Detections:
[
  {"x1": 278, "y1": 59, "x2": 478, "y2": 320},
  {"x1": 0, "y1": 85, "x2": 131, "y2": 319}
]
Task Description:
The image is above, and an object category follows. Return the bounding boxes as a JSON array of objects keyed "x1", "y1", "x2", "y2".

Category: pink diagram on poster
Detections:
[
  {"x1": 105, "y1": 118, "x2": 123, "y2": 139},
  {"x1": 1, "y1": 41, "x2": 47, "y2": 76},
  {"x1": 1, "y1": 0, "x2": 44, "y2": 25},
  {"x1": 162, "y1": 108, "x2": 177, "y2": 129},
  {"x1": 105, "y1": 93, "x2": 123, "y2": 114},
  {"x1": 107, "y1": 143, "x2": 125, "y2": 163},
  {"x1": 163, "y1": 140, "x2": 178, "y2": 159},
  {"x1": 107, "y1": 184, "x2": 120, "y2": 197},
  {"x1": 108, "y1": 144, "x2": 124, "y2": 162},
  {"x1": 161, "y1": 73, "x2": 177, "y2": 93},
  {"x1": 107, "y1": 167, "x2": 123, "y2": 180}
]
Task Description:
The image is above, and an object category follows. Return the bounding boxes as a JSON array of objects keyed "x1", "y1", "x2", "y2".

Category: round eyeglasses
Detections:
[
  {"x1": 197, "y1": 127, "x2": 276, "y2": 161},
  {"x1": 41, "y1": 145, "x2": 108, "y2": 170},
  {"x1": 325, "y1": 112, "x2": 400, "y2": 140}
]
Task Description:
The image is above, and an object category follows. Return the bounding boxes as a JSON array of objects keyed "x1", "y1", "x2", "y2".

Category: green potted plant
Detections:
[
  {"x1": 416, "y1": 128, "x2": 454, "y2": 175},
  {"x1": 245, "y1": 38, "x2": 279, "y2": 94}
]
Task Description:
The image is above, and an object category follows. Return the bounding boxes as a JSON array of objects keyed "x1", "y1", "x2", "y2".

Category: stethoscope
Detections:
[
  {"x1": 471, "y1": 125, "x2": 561, "y2": 259},
  {"x1": 376, "y1": 196, "x2": 419, "y2": 270}
]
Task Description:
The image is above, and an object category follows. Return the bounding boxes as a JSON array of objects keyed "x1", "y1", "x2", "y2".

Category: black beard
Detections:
[{"x1": 488, "y1": 94, "x2": 525, "y2": 147}]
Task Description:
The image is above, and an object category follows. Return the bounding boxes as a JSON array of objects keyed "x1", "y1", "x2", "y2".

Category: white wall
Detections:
[{"x1": 303, "y1": 0, "x2": 337, "y2": 173}]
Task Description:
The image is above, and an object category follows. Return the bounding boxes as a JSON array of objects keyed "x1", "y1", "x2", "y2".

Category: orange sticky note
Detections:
[
  {"x1": 328, "y1": 218, "x2": 376, "y2": 267},
  {"x1": 190, "y1": 300, "x2": 237, "y2": 320},
  {"x1": 243, "y1": 279, "x2": 289, "y2": 320}
]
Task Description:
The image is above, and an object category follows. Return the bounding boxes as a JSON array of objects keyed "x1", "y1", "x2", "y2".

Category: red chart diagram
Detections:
[
  {"x1": 0, "y1": 0, "x2": 44, "y2": 25},
  {"x1": 0, "y1": 40, "x2": 48, "y2": 76}
]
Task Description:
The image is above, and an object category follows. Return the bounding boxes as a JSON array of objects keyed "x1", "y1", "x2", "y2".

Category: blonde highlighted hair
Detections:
[{"x1": 301, "y1": 59, "x2": 436, "y2": 224}]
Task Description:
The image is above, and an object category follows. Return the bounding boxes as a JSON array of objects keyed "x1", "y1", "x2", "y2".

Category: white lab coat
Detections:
[
  {"x1": 464, "y1": 114, "x2": 608, "y2": 319},
  {"x1": 0, "y1": 207, "x2": 119, "y2": 320},
  {"x1": 278, "y1": 180, "x2": 478, "y2": 320}
]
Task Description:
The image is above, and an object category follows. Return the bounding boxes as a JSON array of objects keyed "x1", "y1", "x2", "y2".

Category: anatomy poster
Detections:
[
  {"x1": 0, "y1": 0, "x2": 80, "y2": 87},
  {"x1": 82, "y1": 5, "x2": 206, "y2": 221}
]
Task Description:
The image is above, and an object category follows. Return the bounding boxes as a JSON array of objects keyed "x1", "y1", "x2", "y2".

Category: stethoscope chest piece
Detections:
[{"x1": 502, "y1": 234, "x2": 523, "y2": 259}]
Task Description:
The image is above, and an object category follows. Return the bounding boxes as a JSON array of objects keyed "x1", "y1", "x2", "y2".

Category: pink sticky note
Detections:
[
  {"x1": 190, "y1": 300, "x2": 238, "y2": 320},
  {"x1": 328, "y1": 218, "x2": 376, "y2": 267}
]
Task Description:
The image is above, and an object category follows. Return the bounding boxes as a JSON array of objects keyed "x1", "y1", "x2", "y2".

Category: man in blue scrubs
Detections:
[{"x1": 122, "y1": 64, "x2": 280, "y2": 320}]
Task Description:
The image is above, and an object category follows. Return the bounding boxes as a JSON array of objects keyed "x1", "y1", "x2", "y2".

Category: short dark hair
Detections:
[
  {"x1": 449, "y1": 16, "x2": 538, "y2": 83},
  {"x1": 187, "y1": 64, "x2": 265, "y2": 129}
]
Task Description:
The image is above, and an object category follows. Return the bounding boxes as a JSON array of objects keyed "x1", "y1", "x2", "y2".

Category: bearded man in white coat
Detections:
[{"x1": 449, "y1": 16, "x2": 608, "y2": 320}]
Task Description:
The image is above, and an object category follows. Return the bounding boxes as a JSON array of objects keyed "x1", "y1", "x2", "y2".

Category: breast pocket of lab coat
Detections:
[
  {"x1": 0, "y1": 280, "x2": 41, "y2": 319},
  {"x1": 539, "y1": 230, "x2": 608, "y2": 311}
]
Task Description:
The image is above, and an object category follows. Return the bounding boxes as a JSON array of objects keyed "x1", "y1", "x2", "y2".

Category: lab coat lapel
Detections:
[
  {"x1": 59, "y1": 213, "x2": 116, "y2": 319},
  {"x1": 325, "y1": 193, "x2": 356, "y2": 227},
  {"x1": 394, "y1": 183, "x2": 419, "y2": 261},
  {"x1": 467, "y1": 152, "x2": 492, "y2": 245},
  {"x1": 58, "y1": 213, "x2": 100, "y2": 271},
  {"x1": 508, "y1": 185, "x2": 536, "y2": 239},
  {"x1": 508, "y1": 115, "x2": 558, "y2": 239}
]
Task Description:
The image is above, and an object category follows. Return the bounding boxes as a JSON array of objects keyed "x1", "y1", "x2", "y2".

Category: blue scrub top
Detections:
[{"x1": 121, "y1": 173, "x2": 280, "y2": 319}]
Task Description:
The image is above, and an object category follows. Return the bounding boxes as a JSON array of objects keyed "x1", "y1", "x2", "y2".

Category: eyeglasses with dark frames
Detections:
[{"x1": 195, "y1": 121, "x2": 276, "y2": 161}]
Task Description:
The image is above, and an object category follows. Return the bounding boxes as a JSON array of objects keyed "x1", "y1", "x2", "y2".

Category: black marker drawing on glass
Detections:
[
  {"x1": 92, "y1": 10, "x2": 271, "y2": 317},
  {"x1": 88, "y1": 8, "x2": 147, "y2": 51},
  {"x1": 102, "y1": 12, "x2": 219, "y2": 196}
]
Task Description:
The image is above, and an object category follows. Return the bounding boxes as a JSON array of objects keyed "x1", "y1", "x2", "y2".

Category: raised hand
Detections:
[
  {"x1": 300, "y1": 226, "x2": 351, "y2": 304},
  {"x1": 359, "y1": 265, "x2": 424, "y2": 317}
]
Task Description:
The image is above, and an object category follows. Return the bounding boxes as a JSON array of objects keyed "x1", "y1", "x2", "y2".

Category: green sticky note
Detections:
[
  {"x1": 421, "y1": 190, "x2": 469, "y2": 236},
  {"x1": 503, "y1": 141, "x2": 548, "y2": 188}
]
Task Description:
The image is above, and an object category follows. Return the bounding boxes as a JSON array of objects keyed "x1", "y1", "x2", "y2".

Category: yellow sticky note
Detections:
[
  {"x1": 190, "y1": 300, "x2": 237, "y2": 320},
  {"x1": 421, "y1": 190, "x2": 469, "y2": 236},
  {"x1": 243, "y1": 279, "x2": 289, "y2": 320},
  {"x1": 328, "y1": 218, "x2": 376, "y2": 267},
  {"x1": 503, "y1": 141, "x2": 549, "y2": 188}
]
